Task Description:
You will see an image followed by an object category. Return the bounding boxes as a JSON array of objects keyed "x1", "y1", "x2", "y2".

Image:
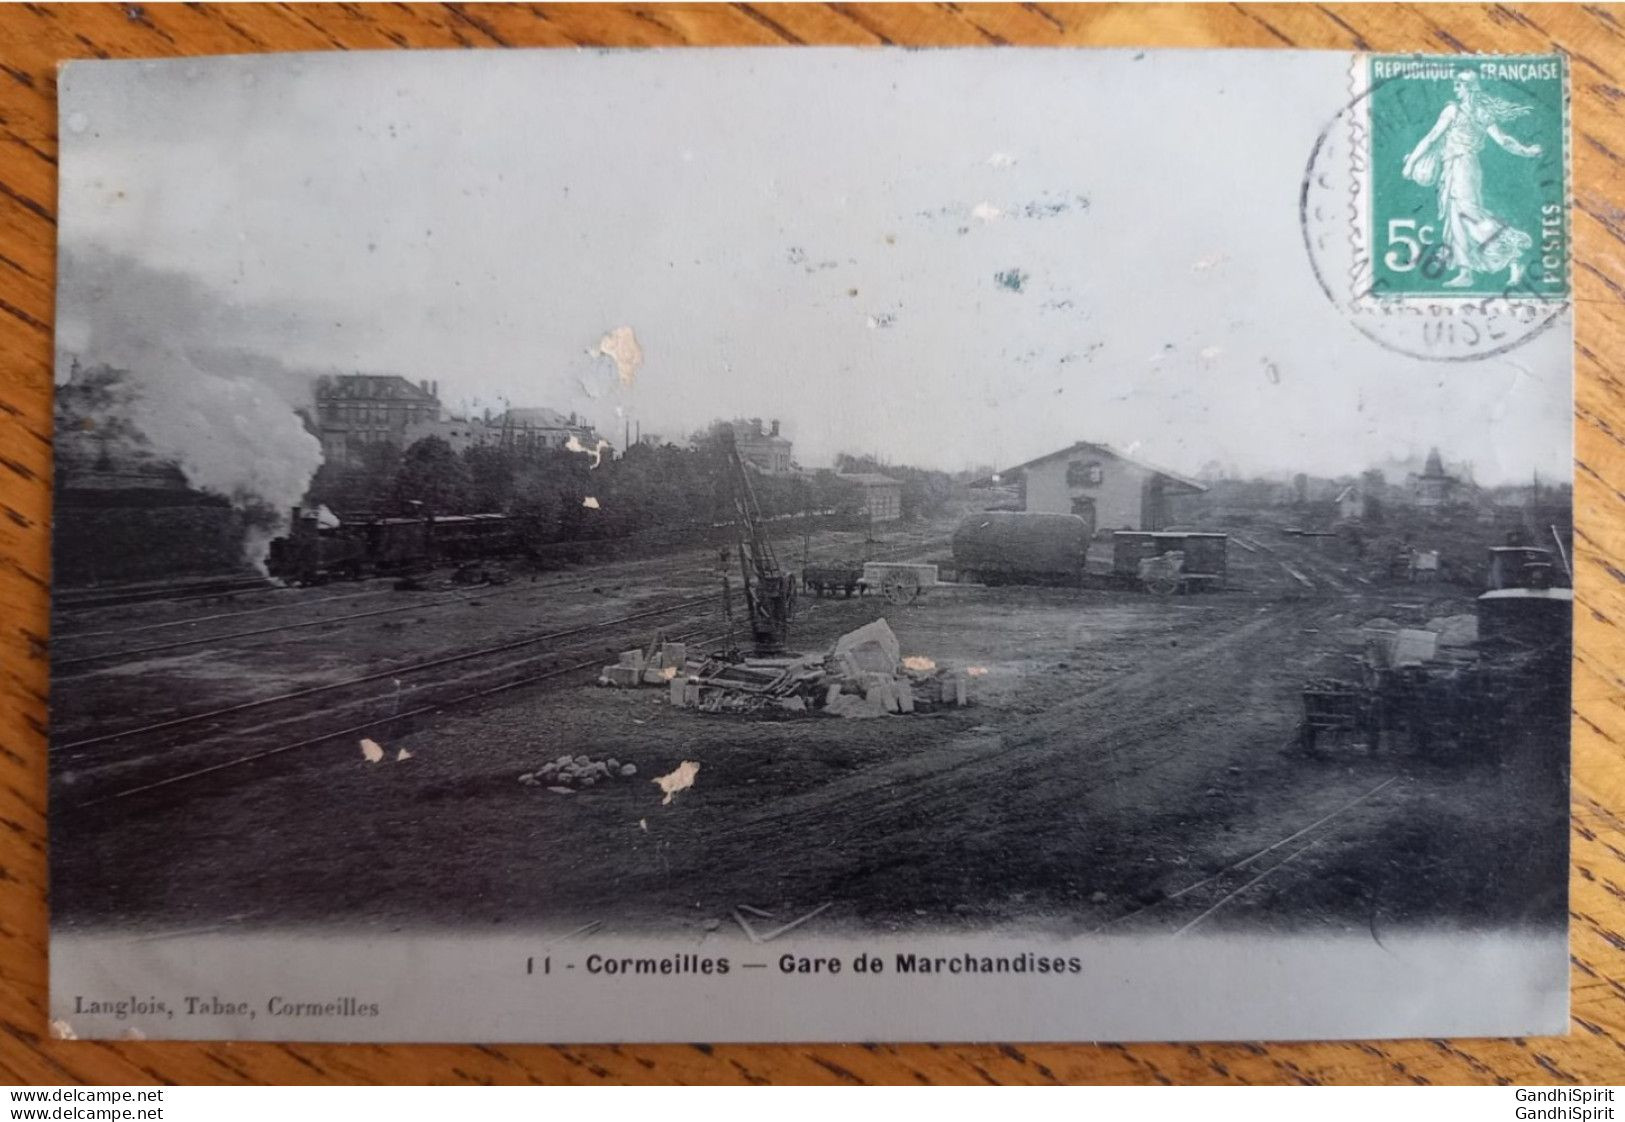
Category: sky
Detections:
[{"x1": 55, "y1": 48, "x2": 1572, "y2": 484}]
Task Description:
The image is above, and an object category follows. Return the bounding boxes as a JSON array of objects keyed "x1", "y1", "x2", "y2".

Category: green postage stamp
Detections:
[
  {"x1": 1363, "y1": 54, "x2": 1569, "y2": 301},
  {"x1": 1304, "y1": 53, "x2": 1571, "y2": 359}
]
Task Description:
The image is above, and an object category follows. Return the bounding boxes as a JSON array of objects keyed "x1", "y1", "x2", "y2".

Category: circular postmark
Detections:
[{"x1": 1300, "y1": 55, "x2": 1570, "y2": 363}]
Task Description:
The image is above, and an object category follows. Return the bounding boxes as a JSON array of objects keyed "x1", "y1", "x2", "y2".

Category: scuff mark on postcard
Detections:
[
  {"x1": 597, "y1": 325, "x2": 643, "y2": 388},
  {"x1": 653, "y1": 760, "x2": 700, "y2": 805}
]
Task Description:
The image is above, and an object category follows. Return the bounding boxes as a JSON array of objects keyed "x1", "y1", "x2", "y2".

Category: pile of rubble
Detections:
[
  {"x1": 1356, "y1": 612, "x2": 1480, "y2": 668},
  {"x1": 519, "y1": 753, "x2": 638, "y2": 791},
  {"x1": 600, "y1": 618, "x2": 970, "y2": 719},
  {"x1": 598, "y1": 638, "x2": 687, "y2": 688}
]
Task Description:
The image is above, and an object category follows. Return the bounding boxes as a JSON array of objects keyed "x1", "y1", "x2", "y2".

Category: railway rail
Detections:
[
  {"x1": 50, "y1": 521, "x2": 881, "y2": 624},
  {"x1": 53, "y1": 531, "x2": 949, "y2": 670},
  {"x1": 55, "y1": 592, "x2": 722, "y2": 758},
  {"x1": 60, "y1": 590, "x2": 870, "y2": 810},
  {"x1": 56, "y1": 601, "x2": 732, "y2": 808},
  {"x1": 52, "y1": 582, "x2": 561, "y2": 672},
  {"x1": 1091, "y1": 775, "x2": 1400, "y2": 936},
  {"x1": 53, "y1": 575, "x2": 276, "y2": 612},
  {"x1": 55, "y1": 534, "x2": 951, "y2": 808},
  {"x1": 68, "y1": 620, "x2": 738, "y2": 810}
]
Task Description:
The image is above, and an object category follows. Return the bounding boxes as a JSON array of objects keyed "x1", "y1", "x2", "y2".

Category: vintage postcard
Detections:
[{"x1": 49, "y1": 48, "x2": 1572, "y2": 1042}]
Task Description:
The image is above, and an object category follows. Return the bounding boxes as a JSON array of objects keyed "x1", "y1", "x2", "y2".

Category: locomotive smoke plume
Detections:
[
  {"x1": 57, "y1": 250, "x2": 327, "y2": 571},
  {"x1": 130, "y1": 357, "x2": 323, "y2": 570}
]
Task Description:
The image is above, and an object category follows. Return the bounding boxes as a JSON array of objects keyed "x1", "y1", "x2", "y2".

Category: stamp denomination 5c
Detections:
[
  {"x1": 1367, "y1": 55, "x2": 1567, "y2": 301},
  {"x1": 1301, "y1": 53, "x2": 1570, "y2": 362}
]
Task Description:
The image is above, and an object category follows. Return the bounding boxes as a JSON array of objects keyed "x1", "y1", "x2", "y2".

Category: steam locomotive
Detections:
[{"x1": 266, "y1": 507, "x2": 516, "y2": 584}]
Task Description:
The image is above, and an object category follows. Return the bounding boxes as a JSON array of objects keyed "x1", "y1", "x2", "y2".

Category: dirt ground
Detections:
[{"x1": 51, "y1": 522, "x2": 1569, "y2": 939}]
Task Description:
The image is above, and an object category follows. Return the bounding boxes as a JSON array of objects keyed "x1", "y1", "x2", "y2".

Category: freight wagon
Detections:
[
  {"x1": 1108, "y1": 531, "x2": 1229, "y2": 593},
  {"x1": 950, "y1": 512, "x2": 1228, "y2": 593},
  {"x1": 267, "y1": 508, "x2": 515, "y2": 584}
]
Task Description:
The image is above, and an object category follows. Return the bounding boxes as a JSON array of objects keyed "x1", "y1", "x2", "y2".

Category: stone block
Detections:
[{"x1": 602, "y1": 664, "x2": 640, "y2": 688}]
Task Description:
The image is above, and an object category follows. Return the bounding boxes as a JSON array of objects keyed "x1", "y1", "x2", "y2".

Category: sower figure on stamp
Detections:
[{"x1": 1402, "y1": 70, "x2": 1543, "y2": 288}]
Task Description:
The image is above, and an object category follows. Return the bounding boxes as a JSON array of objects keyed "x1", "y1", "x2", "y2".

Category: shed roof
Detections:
[
  {"x1": 995, "y1": 441, "x2": 1207, "y2": 493},
  {"x1": 838, "y1": 472, "x2": 903, "y2": 488}
]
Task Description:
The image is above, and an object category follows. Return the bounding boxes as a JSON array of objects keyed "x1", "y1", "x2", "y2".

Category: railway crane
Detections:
[{"x1": 721, "y1": 429, "x2": 797, "y2": 655}]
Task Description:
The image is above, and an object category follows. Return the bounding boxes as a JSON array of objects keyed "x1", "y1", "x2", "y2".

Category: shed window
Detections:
[{"x1": 1067, "y1": 460, "x2": 1104, "y2": 487}]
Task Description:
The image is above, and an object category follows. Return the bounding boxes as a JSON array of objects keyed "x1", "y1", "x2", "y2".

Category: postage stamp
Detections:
[
  {"x1": 1365, "y1": 55, "x2": 1568, "y2": 301},
  {"x1": 1301, "y1": 53, "x2": 1571, "y2": 362}
]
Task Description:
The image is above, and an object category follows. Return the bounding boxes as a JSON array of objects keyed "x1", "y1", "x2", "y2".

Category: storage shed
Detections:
[{"x1": 996, "y1": 441, "x2": 1207, "y2": 534}]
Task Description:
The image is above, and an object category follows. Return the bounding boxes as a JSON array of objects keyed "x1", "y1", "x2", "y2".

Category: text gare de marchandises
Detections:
[{"x1": 573, "y1": 952, "x2": 1086, "y2": 976}]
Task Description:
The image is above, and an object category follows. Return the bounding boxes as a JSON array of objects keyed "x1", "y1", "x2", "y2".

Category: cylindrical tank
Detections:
[{"x1": 952, "y1": 512, "x2": 1091, "y2": 585}]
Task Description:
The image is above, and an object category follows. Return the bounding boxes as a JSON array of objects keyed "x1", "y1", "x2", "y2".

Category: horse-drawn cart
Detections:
[
  {"x1": 801, "y1": 560, "x2": 950, "y2": 605},
  {"x1": 802, "y1": 562, "x2": 867, "y2": 599},
  {"x1": 861, "y1": 562, "x2": 941, "y2": 605}
]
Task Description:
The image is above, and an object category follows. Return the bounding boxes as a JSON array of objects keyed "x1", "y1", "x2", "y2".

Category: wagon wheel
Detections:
[
  {"x1": 1144, "y1": 572, "x2": 1180, "y2": 596},
  {"x1": 882, "y1": 570, "x2": 922, "y2": 605}
]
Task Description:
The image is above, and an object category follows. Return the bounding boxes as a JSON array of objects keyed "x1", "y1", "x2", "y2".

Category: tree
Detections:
[
  {"x1": 508, "y1": 448, "x2": 592, "y2": 549},
  {"x1": 464, "y1": 445, "x2": 518, "y2": 512},
  {"x1": 392, "y1": 436, "x2": 472, "y2": 514}
]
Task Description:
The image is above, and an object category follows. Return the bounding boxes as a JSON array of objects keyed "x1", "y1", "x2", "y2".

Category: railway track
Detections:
[
  {"x1": 53, "y1": 530, "x2": 947, "y2": 669},
  {"x1": 56, "y1": 597, "x2": 732, "y2": 808},
  {"x1": 51, "y1": 581, "x2": 591, "y2": 673},
  {"x1": 54, "y1": 535, "x2": 951, "y2": 808},
  {"x1": 50, "y1": 518, "x2": 870, "y2": 620},
  {"x1": 52, "y1": 551, "x2": 717, "y2": 642},
  {"x1": 55, "y1": 592, "x2": 722, "y2": 759},
  {"x1": 67, "y1": 622, "x2": 740, "y2": 810},
  {"x1": 1090, "y1": 775, "x2": 1400, "y2": 936},
  {"x1": 60, "y1": 590, "x2": 881, "y2": 810},
  {"x1": 56, "y1": 583, "x2": 416, "y2": 641},
  {"x1": 54, "y1": 575, "x2": 276, "y2": 612}
]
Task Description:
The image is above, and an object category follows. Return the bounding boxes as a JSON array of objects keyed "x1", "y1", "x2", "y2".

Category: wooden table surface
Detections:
[{"x1": 1, "y1": 1, "x2": 1623, "y2": 1086}]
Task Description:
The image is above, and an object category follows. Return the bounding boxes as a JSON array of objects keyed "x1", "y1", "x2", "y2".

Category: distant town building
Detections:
[
  {"x1": 497, "y1": 407, "x2": 609, "y2": 457},
  {"x1": 734, "y1": 419, "x2": 794, "y2": 474},
  {"x1": 313, "y1": 374, "x2": 442, "y2": 465},
  {"x1": 401, "y1": 416, "x2": 501, "y2": 455},
  {"x1": 838, "y1": 472, "x2": 904, "y2": 523},
  {"x1": 1370, "y1": 450, "x2": 1469, "y2": 489},
  {"x1": 997, "y1": 441, "x2": 1207, "y2": 534},
  {"x1": 1412, "y1": 447, "x2": 1461, "y2": 509},
  {"x1": 1335, "y1": 484, "x2": 1368, "y2": 521}
]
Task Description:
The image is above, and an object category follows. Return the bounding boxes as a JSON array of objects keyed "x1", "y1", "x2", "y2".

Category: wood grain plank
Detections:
[{"x1": 0, "y1": 1, "x2": 1621, "y2": 1085}]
